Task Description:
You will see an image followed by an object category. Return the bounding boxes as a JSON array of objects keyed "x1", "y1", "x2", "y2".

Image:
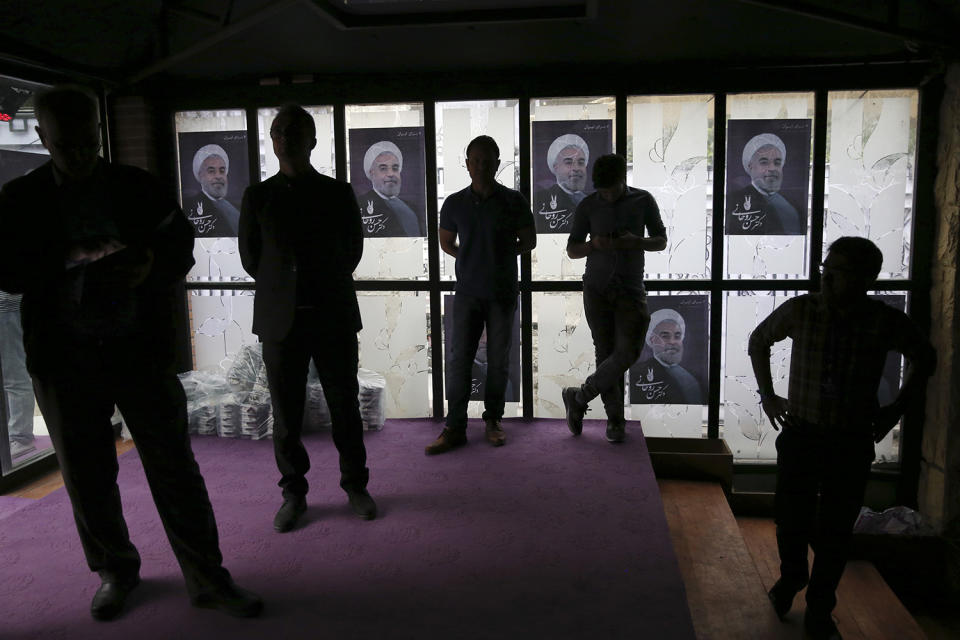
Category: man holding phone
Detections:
[{"x1": 562, "y1": 154, "x2": 666, "y2": 443}]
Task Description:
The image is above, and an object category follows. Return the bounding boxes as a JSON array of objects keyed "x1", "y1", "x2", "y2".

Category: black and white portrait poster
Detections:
[
  {"x1": 531, "y1": 119, "x2": 613, "y2": 234},
  {"x1": 629, "y1": 295, "x2": 709, "y2": 405},
  {"x1": 443, "y1": 295, "x2": 521, "y2": 402},
  {"x1": 873, "y1": 294, "x2": 906, "y2": 405},
  {"x1": 177, "y1": 131, "x2": 249, "y2": 238},
  {"x1": 348, "y1": 126, "x2": 426, "y2": 238},
  {"x1": 0, "y1": 149, "x2": 48, "y2": 186},
  {"x1": 725, "y1": 119, "x2": 811, "y2": 236}
]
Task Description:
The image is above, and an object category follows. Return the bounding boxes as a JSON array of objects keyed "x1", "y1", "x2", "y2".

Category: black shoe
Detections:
[
  {"x1": 768, "y1": 577, "x2": 807, "y2": 620},
  {"x1": 347, "y1": 489, "x2": 377, "y2": 520},
  {"x1": 273, "y1": 496, "x2": 307, "y2": 532},
  {"x1": 605, "y1": 418, "x2": 625, "y2": 443},
  {"x1": 804, "y1": 608, "x2": 842, "y2": 639},
  {"x1": 90, "y1": 575, "x2": 140, "y2": 621},
  {"x1": 562, "y1": 387, "x2": 586, "y2": 436},
  {"x1": 191, "y1": 580, "x2": 263, "y2": 618}
]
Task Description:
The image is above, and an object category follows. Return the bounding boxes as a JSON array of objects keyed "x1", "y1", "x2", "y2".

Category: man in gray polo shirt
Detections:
[
  {"x1": 427, "y1": 135, "x2": 536, "y2": 454},
  {"x1": 562, "y1": 154, "x2": 667, "y2": 443}
]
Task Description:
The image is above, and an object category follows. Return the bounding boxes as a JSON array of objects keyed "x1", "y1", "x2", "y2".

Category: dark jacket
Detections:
[{"x1": 239, "y1": 170, "x2": 363, "y2": 340}]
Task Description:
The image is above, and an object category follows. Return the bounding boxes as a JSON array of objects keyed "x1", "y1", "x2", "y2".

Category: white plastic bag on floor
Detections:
[
  {"x1": 853, "y1": 506, "x2": 935, "y2": 536},
  {"x1": 358, "y1": 368, "x2": 386, "y2": 431}
]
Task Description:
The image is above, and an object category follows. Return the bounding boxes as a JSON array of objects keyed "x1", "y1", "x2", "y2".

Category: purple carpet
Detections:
[
  {"x1": 0, "y1": 418, "x2": 694, "y2": 640},
  {"x1": 0, "y1": 496, "x2": 34, "y2": 521}
]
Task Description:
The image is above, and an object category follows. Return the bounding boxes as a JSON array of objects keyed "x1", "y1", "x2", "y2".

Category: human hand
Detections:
[
  {"x1": 92, "y1": 247, "x2": 155, "y2": 287},
  {"x1": 590, "y1": 234, "x2": 614, "y2": 251},
  {"x1": 66, "y1": 237, "x2": 127, "y2": 266},
  {"x1": 761, "y1": 394, "x2": 791, "y2": 431}
]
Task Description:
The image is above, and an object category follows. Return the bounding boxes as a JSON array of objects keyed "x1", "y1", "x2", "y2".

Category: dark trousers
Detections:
[
  {"x1": 31, "y1": 336, "x2": 230, "y2": 595},
  {"x1": 445, "y1": 293, "x2": 516, "y2": 431},
  {"x1": 581, "y1": 286, "x2": 650, "y2": 420},
  {"x1": 261, "y1": 311, "x2": 368, "y2": 500},
  {"x1": 774, "y1": 422, "x2": 875, "y2": 615}
]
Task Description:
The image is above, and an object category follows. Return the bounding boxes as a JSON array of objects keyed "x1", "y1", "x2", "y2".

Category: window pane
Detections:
[
  {"x1": 825, "y1": 90, "x2": 917, "y2": 279},
  {"x1": 346, "y1": 103, "x2": 427, "y2": 280},
  {"x1": 175, "y1": 110, "x2": 252, "y2": 283},
  {"x1": 724, "y1": 93, "x2": 814, "y2": 279},
  {"x1": 530, "y1": 96, "x2": 615, "y2": 280},
  {"x1": 358, "y1": 292, "x2": 430, "y2": 418},
  {"x1": 436, "y1": 99, "x2": 519, "y2": 282},
  {"x1": 627, "y1": 95, "x2": 714, "y2": 280},
  {"x1": 189, "y1": 291, "x2": 257, "y2": 372},
  {"x1": 257, "y1": 106, "x2": 335, "y2": 180}
]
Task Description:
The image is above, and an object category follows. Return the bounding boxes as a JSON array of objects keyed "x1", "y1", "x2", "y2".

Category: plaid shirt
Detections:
[
  {"x1": 748, "y1": 293, "x2": 928, "y2": 429},
  {"x1": 0, "y1": 290, "x2": 21, "y2": 312}
]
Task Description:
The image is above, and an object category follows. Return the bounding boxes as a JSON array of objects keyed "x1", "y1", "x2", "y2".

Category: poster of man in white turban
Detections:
[
  {"x1": 531, "y1": 120, "x2": 613, "y2": 234},
  {"x1": 177, "y1": 131, "x2": 249, "y2": 238},
  {"x1": 725, "y1": 119, "x2": 811, "y2": 235},
  {"x1": 629, "y1": 295, "x2": 709, "y2": 405},
  {"x1": 348, "y1": 127, "x2": 426, "y2": 238}
]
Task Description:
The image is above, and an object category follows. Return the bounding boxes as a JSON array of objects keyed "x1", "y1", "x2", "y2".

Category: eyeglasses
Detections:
[{"x1": 819, "y1": 262, "x2": 861, "y2": 276}]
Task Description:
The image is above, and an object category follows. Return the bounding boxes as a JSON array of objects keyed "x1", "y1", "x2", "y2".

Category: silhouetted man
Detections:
[
  {"x1": 185, "y1": 144, "x2": 241, "y2": 236},
  {"x1": 239, "y1": 103, "x2": 375, "y2": 532},
  {"x1": 357, "y1": 140, "x2": 424, "y2": 237},
  {"x1": 427, "y1": 135, "x2": 535, "y2": 454},
  {"x1": 533, "y1": 133, "x2": 589, "y2": 233},
  {"x1": 727, "y1": 133, "x2": 804, "y2": 235},
  {"x1": 562, "y1": 154, "x2": 667, "y2": 443},
  {"x1": 633, "y1": 308, "x2": 703, "y2": 404},
  {"x1": 749, "y1": 237, "x2": 934, "y2": 640},
  {"x1": 0, "y1": 85, "x2": 261, "y2": 620}
]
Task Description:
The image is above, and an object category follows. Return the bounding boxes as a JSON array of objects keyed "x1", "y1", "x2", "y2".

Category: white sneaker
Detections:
[{"x1": 9, "y1": 440, "x2": 36, "y2": 459}]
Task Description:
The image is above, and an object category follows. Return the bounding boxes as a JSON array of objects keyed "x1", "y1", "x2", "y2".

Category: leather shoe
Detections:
[
  {"x1": 347, "y1": 489, "x2": 377, "y2": 520},
  {"x1": 273, "y1": 496, "x2": 306, "y2": 532},
  {"x1": 562, "y1": 387, "x2": 586, "y2": 436},
  {"x1": 484, "y1": 418, "x2": 506, "y2": 446},
  {"x1": 804, "y1": 608, "x2": 842, "y2": 639},
  {"x1": 605, "y1": 418, "x2": 626, "y2": 443},
  {"x1": 191, "y1": 580, "x2": 263, "y2": 618},
  {"x1": 90, "y1": 575, "x2": 140, "y2": 621},
  {"x1": 425, "y1": 428, "x2": 467, "y2": 455},
  {"x1": 768, "y1": 577, "x2": 807, "y2": 620}
]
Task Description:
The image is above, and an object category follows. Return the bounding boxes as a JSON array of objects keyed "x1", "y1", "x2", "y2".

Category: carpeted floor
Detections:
[{"x1": 0, "y1": 418, "x2": 695, "y2": 640}]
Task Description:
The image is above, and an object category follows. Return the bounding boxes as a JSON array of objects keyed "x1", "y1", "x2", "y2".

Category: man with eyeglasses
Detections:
[
  {"x1": 0, "y1": 85, "x2": 262, "y2": 620},
  {"x1": 748, "y1": 236, "x2": 934, "y2": 640},
  {"x1": 239, "y1": 103, "x2": 376, "y2": 532}
]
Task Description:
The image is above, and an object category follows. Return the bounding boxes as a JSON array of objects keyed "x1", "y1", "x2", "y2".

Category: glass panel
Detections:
[
  {"x1": 442, "y1": 294, "x2": 522, "y2": 419},
  {"x1": 627, "y1": 95, "x2": 714, "y2": 280},
  {"x1": 628, "y1": 293, "x2": 710, "y2": 438},
  {"x1": 723, "y1": 291, "x2": 797, "y2": 461},
  {"x1": 175, "y1": 110, "x2": 252, "y2": 283},
  {"x1": 257, "y1": 105, "x2": 336, "y2": 180},
  {"x1": 436, "y1": 99, "x2": 519, "y2": 281},
  {"x1": 724, "y1": 93, "x2": 814, "y2": 279},
  {"x1": 357, "y1": 292, "x2": 430, "y2": 418},
  {"x1": 189, "y1": 291, "x2": 257, "y2": 372},
  {"x1": 825, "y1": 90, "x2": 917, "y2": 279},
  {"x1": 346, "y1": 103, "x2": 427, "y2": 280},
  {"x1": 0, "y1": 74, "x2": 54, "y2": 475},
  {"x1": 530, "y1": 96, "x2": 615, "y2": 280}
]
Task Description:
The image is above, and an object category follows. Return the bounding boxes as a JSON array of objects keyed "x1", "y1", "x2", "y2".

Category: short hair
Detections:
[
  {"x1": 592, "y1": 154, "x2": 626, "y2": 189},
  {"x1": 192, "y1": 144, "x2": 229, "y2": 178},
  {"x1": 363, "y1": 140, "x2": 403, "y2": 176},
  {"x1": 646, "y1": 308, "x2": 686, "y2": 346},
  {"x1": 742, "y1": 133, "x2": 786, "y2": 172},
  {"x1": 465, "y1": 135, "x2": 499, "y2": 160},
  {"x1": 547, "y1": 134, "x2": 589, "y2": 174},
  {"x1": 33, "y1": 84, "x2": 99, "y2": 128},
  {"x1": 273, "y1": 103, "x2": 316, "y2": 138},
  {"x1": 827, "y1": 236, "x2": 884, "y2": 281}
]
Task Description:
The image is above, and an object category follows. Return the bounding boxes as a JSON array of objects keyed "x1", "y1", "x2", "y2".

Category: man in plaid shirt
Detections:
[{"x1": 748, "y1": 236, "x2": 934, "y2": 640}]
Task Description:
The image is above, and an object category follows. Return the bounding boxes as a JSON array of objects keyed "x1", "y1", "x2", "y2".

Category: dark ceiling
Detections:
[{"x1": 1, "y1": 0, "x2": 958, "y2": 88}]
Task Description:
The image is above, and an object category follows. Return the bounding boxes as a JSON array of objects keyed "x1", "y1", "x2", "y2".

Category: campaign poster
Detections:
[
  {"x1": 443, "y1": 294, "x2": 521, "y2": 402},
  {"x1": 629, "y1": 295, "x2": 709, "y2": 405},
  {"x1": 348, "y1": 126, "x2": 426, "y2": 238},
  {"x1": 531, "y1": 119, "x2": 613, "y2": 234},
  {"x1": 725, "y1": 118, "x2": 811, "y2": 236},
  {"x1": 177, "y1": 130, "x2": 249, "y2": 238}
]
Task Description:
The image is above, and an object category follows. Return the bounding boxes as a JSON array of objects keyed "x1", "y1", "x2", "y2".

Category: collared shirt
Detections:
[
  {"x1": 747, "y1": 293, "x2": 930, "y2": 430},
  {"x1": 439, "y1": 183, "x2": 534, "y2": 301},
  {"x1": 566, "y1": 186, "x2": 665, "y2": 297}
]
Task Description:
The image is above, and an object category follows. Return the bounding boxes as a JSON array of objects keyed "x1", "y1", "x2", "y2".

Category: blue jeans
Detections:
[
  {"x1": 445, "y1": 294, "x2": 517, "y2": 430},
  {"x1": 0, "y1": 310, "x2": 35, "y2": 444}
]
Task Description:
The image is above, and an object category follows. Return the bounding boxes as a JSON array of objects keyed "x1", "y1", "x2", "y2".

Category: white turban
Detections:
[
  {"x1": 741, "y1": 133, "x2": 786, "y2": 173},
  {"x1": 364, "y1": 141, "x2": 403, "y2": 176},
  {"x1": 646, "y1": 308, "x2": 686, "y2": 346},
  {"x1": 192, "y1": 144, "x2": 229, "y2": 179},
  {"x1": 547, "y1": 134, "x2": 589, "y2": 175}
]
